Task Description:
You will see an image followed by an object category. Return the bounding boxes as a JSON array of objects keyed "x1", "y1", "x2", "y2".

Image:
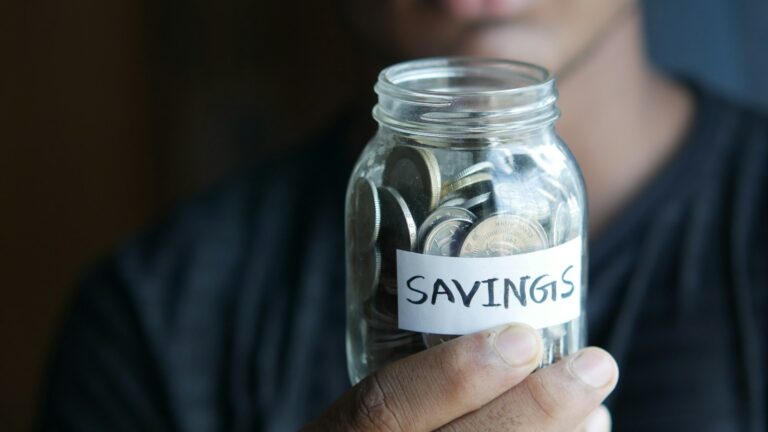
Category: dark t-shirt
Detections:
[{"x1": 42, "y1": 88, "x2": 768, "y2": 432}]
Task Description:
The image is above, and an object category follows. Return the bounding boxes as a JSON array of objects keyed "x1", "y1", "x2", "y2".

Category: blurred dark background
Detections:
[{"x1": 1, "y1": 0, "x2": 766, "y2": 430}]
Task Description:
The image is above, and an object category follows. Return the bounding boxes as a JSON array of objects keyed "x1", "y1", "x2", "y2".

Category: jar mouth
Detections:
[{"x1": 373, "y1": 57, "x2": 559, "y2": 138}]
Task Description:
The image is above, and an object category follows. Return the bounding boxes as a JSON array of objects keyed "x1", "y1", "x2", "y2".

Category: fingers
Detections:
[
  {"x1": 440, "y1": 347, "x2": 619, "y2": 432},
  {"x1": 302, "y1": 324, "x2": 543, "y2": 432}
]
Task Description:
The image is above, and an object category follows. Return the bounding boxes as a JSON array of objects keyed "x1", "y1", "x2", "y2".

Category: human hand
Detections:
[{"x1": 302, "y1": 324, "x2": 618, "y2": 431}]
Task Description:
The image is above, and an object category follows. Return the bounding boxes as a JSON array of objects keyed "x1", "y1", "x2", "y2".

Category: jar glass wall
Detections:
[{"x1": 345, "y1": 58, "x2": 587, "y2": 384}]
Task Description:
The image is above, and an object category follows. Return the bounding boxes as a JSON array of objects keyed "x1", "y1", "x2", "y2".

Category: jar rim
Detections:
[
  {"x1": 376, "y1": 57, "x2": 554, "y2": 101},
  {"x1": 373, "y1": 57, "x2": 559, "y2": 138}
]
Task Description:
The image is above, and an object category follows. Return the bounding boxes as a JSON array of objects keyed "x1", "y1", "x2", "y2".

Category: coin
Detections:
[
  {"x1": 493, "y1": 182, "x2": 551, "y2": 221},
  {"x1": 441, "y1": 171, "x2": 494, "y2": 201},
  {"x1": 459, "y1": 214, "x2": 548, "y2": 257},
  {"x1": 355, "y1": 247, "x2": 381, "y2": 299},
  {"x1": 537, "y1": 175, "x2": 568, "y2": 201},
  {"x1": 377, "y1": 290, "x2": 399, "y2": 317},
  {"x1": 455, "y1": 161, "x2": 495, "y2": 180},
  {"x1": 546, "y1": 323, "x2": 567, "y2": 339},
  {"x1": 371, "y1": 333, "x2": 422, "y2": 350},
  {"x1": 422, "y1": 333, "x2": 457, "y2": 348},
  {"x1": 536, "y1": 186, "x2": 558, "y2": 203},
  {"x1": 566, "y1": 196, "x2": 582, "y2": 240},
  {"x1": 383, "y1": 145, "x2": 441, "y2": 224},
  {"x1": 417, "y1": 206, "x2": 477, "y2": 248},
  {"x1": 350, "y1": 178, "x2": 380, "y2": 251},
  {"x1": 491, "y1": 151, "x2": 537, "y2": 176},
  {"x1": 378, "y1": 185, "x2": 417, "y2": 253},
  {"x1": 489, "y1": 148, "x2": 515, "y2": 175},
  {"x1": 381, "y1": 276, "x2": 399, "y2": 295},
  {"x1": 423, "y1": 217, "x2": 474, "y2": 256},
  {"x1": 552, "y1": 335, "x2": 565, "y2": 363},
  {"x1": 511, "y1": 152, "x2": 537, "y2": 176},
  {"x1": 373, "y1": 329, "x2": 417, "y2": 343},
  {"x1": 365, "y1": 284, "x2": 398, "y2": 325},
  {"x1": 363, "y1": 297, "x2": 397, "y2": 330},
  {"x1": 461, "y1": 192, "x2": 492, "y2": 213},
  {"x1": 551, "y1": 202, "x2": 570, "y2": 246},
  {"x1": 439, "y1": 197, "x2": 466, "y2": 207}
]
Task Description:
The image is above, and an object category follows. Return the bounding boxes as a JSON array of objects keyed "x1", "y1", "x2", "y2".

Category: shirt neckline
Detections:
[{"x1": 589, "y1": 84, "x2": 712, "y2": 269}]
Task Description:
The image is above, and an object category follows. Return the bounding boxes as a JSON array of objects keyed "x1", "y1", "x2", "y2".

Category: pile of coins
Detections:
[{"x1": 349, "y1": 143, "x2": 581, "y2": 363}]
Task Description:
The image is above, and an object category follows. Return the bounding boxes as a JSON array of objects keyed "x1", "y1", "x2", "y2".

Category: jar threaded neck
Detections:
[{"x1": 373, "y1": 57, "x2": 559, "y2": 138}]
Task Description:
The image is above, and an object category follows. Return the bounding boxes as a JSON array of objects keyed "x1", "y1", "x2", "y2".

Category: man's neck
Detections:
[
  {"x1": 347, "y1": 9, "x2": 693, "y2": 233},
  {"x1": 556, "y1": 10, "x2": 693, "y2": 233}
]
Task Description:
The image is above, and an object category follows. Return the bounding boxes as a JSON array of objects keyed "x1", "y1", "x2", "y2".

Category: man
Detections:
[{"x1": 42, "y1": 0, "x2": 767, "y2": 431}]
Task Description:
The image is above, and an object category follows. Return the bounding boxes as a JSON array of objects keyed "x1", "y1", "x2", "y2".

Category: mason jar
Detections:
[{"x1": 345, "y1": 57, "x2": 587, "y2": 384}]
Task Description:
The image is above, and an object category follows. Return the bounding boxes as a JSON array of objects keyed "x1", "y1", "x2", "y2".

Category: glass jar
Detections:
[{"x1": 345, "y1": 57, "x2": 587, "y2": 384}]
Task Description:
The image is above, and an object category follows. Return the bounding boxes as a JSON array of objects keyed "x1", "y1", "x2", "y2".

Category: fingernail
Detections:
[
  {"x1": 493, "y1": 325, "x2": 539, "y2": 366},
  {"x1": 569, "y1": 348, "x2": 616, "y2": 388}
]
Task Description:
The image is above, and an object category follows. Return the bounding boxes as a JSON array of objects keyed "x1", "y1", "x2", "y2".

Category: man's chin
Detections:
[
  {"x1": 428, "y1": 0, "x2": 540, "y2": 21},
  {"x1": 450, "y1": 24, "x2": 559, "y2": 71}
]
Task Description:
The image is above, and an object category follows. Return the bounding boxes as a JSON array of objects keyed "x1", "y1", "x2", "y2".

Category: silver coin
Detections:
[
  {"x1": 383, "y1": 145, "x2": 441, "y2": 224},
  {"x1": 439, "y1": 197, "x2": 466, "y2": 207},
  {"x1": 510, "y1": 152, "x2": 537, "y2": 176},
  {"x1": 373, "y1": 329, "x2": 417, "y2": 343},
  {"x1": 551, "y1": 202, "x2": 570, "y2": 246},
  {"x1": 459, "y1": 214, "x2": 548, "y2": 257},
  {"x1": 355, "y1": 247, "x2": 381, "y2": 300},
  {"x1": 374, "y1": 274, "x2": 400, "y2": 304},
  {"x1": 536, "y1": 186, "x2": 559, "y2": 204},
  {"x1": 422, "y1": 333, "x2": 457, "y2": 348},
  {"x1": 552, "y1": 335, "x2": 565, "y2": 363},
  {"x1": 537, "y1": 175, "x2": 569, "y2": 200},
  {"x1": 544, "y1": 323, "x2": 569, "y2": 365},
  {"x1": 381, "y1": 277, "x2": 399, "y2": 295},
  {"x1": 364, "y1": 287, "x2": 398, "y2": 323},
  {"x1": 367, "y1": 314, "x2": 398, "y2": 332},
  {"x1": 377, "y1": 186, "x2": 417, "y2": 295},
  {"x1": 371, "y1": 334, "x2": 422, "y2": 350},
  {"x1": 369, "y1": 324, "x2": 419, "y2": 343},
  {"x1": 566, "y1": 318, "x2": 582, "y2": 354},
  {"x1": 350, "y1": 178, "x2": 380, "y2": 251},
  {"x1": 417, "y1": 206, "x2": 477, "y2": 248},
  {"x1": 455, "y1": 161, "x2": 495, "y2": 180},
  {"x1": 566, "y1": 196, "x2": 582, "y2": 240},
  {"x1": 489, "y1": 148, "x2": 515, "y2": 175},
  {"x1": 461, "y1": 192, "x2": 492, "y2": 213},
  {"x1": 493, "y1": 182, "x2": 551, "y2": 221},
  {"x1": 423, "y1": 217, "x2": 475, "y2": 257},
  {"x1": 364, "y1": 298, "x2": 397, "y2": 330},
  {"x1": 442, "y1": 171, "x2": 494, "y2": 201},
  {"x1": 378, "y1": 185, "x2": 417, "y2": 253},
  {"x1": 546, "y1": 323, "x2": 567, "y2": 339}
]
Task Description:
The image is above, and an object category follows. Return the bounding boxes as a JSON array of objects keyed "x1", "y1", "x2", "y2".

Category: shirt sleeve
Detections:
[{"x1": 39, "y1": 259, "x2": 178, "y2": 432}]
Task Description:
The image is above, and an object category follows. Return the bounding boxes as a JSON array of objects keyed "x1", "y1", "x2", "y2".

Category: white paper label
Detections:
[{"x1": 397, "y1": 237, "x2": 582, "y2": 334}]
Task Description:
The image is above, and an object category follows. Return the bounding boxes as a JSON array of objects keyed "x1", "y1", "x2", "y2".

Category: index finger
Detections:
[{"x1": 304, "y1": 324, "x2": 543, "y2": 432}]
